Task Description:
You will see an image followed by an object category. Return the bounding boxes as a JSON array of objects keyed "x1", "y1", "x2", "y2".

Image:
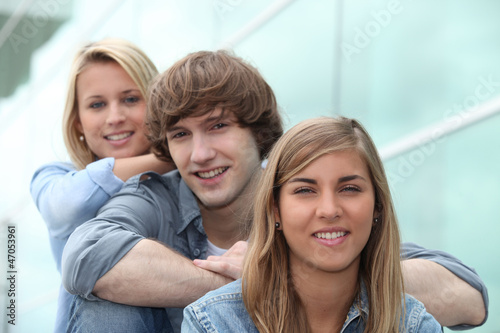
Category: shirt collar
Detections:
[
  {"x1": 177, "y1": 176, "x2": 204, "y2": 235},
  {"x1": 343, "y1": 281, "x2": 369, "y2": 330}
]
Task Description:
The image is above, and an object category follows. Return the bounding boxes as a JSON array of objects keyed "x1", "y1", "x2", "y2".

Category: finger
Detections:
[
  {"x1": 201, "y1": 256, "x2": 241, "y2": 267},
  {"x1": 221, "y1": 243, "x2": 248, "y2": 258},
  {"x1": 193, "y1": 259, "x2": 242, "y2": 279}
]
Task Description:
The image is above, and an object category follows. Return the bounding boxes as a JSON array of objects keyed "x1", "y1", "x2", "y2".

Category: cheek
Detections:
[
  {"x1": 132, "y1": 107, "x2": 147, "y2": 125},
  {"x1": 168, "y1": 144, "x2": 187, "y2": 168},
  {"x1": 280, "y1": 200, "x2": 310, "y2": 231},
  {"x1": 78, "y1": 113, "x2": 102, "y2": 134},
  {"x1": 353, "y1": 206, "x2": 375, "y2": 237},
  {"x1": 233, "y1": 129, "x2": 259, "y2": 156}
]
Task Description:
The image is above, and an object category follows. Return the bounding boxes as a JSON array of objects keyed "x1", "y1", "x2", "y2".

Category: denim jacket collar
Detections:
[{"x1": 342, "y1": 282, "x2": 369, "y2": 332}]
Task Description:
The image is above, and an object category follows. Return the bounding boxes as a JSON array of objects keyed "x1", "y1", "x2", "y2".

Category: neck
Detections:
[
  {"x1": 200, "y1": 167, "x2": 260, "y2": 249},
  {"x1": 291, "y1": 258, "x2": 359, "y2": 333},
  {"x1": 200, "y1": 204, "x2": 248, "y2": 249}
]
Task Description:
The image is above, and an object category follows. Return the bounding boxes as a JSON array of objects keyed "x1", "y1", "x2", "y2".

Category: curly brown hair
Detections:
[{"x1": 146, "y1": 50, "x2": 283, "y2": 163}]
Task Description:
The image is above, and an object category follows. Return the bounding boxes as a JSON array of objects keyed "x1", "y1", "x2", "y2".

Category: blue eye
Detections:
[
  {"x1": 90, "y1": 102, "x2": 105, "y2": 109},
  {"x1": 124, "y1": 96, "x2": 140, "y2": 104},
  {"x1": 341, "y1": 186, "x2": 360, "y2": 192},
  {"x1": 294, "y1": 187, "x2": 314, "y2": 194}
]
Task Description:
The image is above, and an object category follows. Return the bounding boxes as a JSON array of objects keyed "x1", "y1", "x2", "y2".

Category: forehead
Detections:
[
  {"x1": 77, "y1": 62, "x2": 136, "y2": 93},
  {"x1": 293, "y1": 150, "x2": 370, "y2": 179}
]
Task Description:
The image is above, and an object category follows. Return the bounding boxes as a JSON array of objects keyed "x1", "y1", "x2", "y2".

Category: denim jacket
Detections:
[{"x1": 181, "y1": 279, "x2": 442, "y2": 332}]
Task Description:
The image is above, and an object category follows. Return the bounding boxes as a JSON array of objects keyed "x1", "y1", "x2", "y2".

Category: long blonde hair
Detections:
[
  {"x1": 242, "y1": 117, "x2": 404, "y2": 332},
  {"x1": 62, "y1": 38, "x2": 158, "y2": 169}
]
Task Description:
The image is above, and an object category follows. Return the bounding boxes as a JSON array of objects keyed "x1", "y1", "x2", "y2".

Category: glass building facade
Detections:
[{"x1": 0, "y1": 0, "x2": 498, "y2": 331}]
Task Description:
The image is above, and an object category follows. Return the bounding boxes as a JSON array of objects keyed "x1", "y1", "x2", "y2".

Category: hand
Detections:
[{"x1": 193, "y1": 241, "x2": 248, "y2": 280}]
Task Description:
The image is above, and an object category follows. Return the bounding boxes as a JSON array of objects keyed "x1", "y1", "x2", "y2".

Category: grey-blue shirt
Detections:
[
  {"x1": 62, "y1": 170, "x2": 488, "y2": 331},
  {"x1": 62, "y1": 171, "x2": 207, "y2": 300}
]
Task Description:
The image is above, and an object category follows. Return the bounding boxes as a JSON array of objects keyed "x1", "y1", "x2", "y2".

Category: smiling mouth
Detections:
[
  {"x1": 197, "y1": 167, "x2": 229, "y2": 179},
  {"x1": 105, "y1": 132, "x2": 133, "y2": 141},
  {"x1": 314, "y1": 231, "x2": 347, "y2": 240}
]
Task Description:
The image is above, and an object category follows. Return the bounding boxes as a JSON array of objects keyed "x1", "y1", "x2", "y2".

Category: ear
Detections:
[
  {"x1": 274, "y1": 205, "x2": 282, "y2": 230},
  {"x1": 372, "y1": 201, "x2": 382, "y2": 226},
  {"x1": 74, "y1": 117, "x2": 83, "y2": 134}
]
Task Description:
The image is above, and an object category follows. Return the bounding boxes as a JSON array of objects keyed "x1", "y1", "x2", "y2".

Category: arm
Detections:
[
  {"x1": 401, "y1": 242, "x2": 488, "y2": 329},
  {"x1": 30, "y1": 160, "x2": 123, "y2": 239},
  {"x1": 93, "y1": 239, "x2": 231, "y2": 307},
  {"x1": 31, "y1": 156, "x2": 173, "y2": 238},
  {"x1": 112, "y1": 153, "x2": 175, "y2": 181},
  {"x1": 62, "y1": 173, "x2": 233, "y2": 307}
]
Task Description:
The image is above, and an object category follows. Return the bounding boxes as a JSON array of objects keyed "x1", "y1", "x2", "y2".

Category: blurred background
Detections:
[{"x1": 0, "y1": 0, "x2": 498, "y2": 331}]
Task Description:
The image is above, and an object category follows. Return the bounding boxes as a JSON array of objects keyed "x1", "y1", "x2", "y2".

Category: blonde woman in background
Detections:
[
  {"x1": 182, "y1": 117, "x2": 441, "y2": 332},
  {"x1": 30, "y1": 38, "x2": 173, "y2": 333}
]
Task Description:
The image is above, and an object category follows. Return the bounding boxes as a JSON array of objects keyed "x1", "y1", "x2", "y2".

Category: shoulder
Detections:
[
  {"x1": 101, "y1": 170, "x2": 187, "y2": 220},
  {"x1": 403, "y1": 294, "x2": 442, "y2": 332},
  {"x1": 32, "y1": 161, "x2": 75, "y2": 178},
  {"x1": 121, "y1": 169, "x2": 182, "y2": 193},
  {"x1": 31, "y1": 161, "x2": 74, "y2": 194},
  {"x1": 111, "y1": 170, "x2": 181, "y2": 203},
  {"x1": 189, "y1": 280, "x2": 244, "y2": 309},
  {"x1": 183, "y1": 280, "x2": 257, "y2": 332}
]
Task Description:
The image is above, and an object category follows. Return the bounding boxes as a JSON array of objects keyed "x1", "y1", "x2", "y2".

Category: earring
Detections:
[
  {"x1": 79, "y1": 135, "x2": 84, "y2": 142},
  {"x1": 275, "y1": 222, "x2": 280, "y2": 229},
  {"x1": 374, "y1": 218, "x2": 379, "y2": 223}
]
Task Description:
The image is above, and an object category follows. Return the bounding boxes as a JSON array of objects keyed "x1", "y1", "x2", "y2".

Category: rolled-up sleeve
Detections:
[
  {"x1": 61, "y1": 180, "x2": 163, "y2": 300},
  {"x1": 30, "y1": 158, "x2": 123, "y2": 240},
  {"x1": 401, "y1": 242, "x2": 489, "y2": 330}
]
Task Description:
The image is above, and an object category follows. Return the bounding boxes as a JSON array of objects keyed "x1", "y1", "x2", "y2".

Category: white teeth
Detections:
[
  {"x1": 197, "y1": 167, "x2": 228, "y2": 179},
  {"x1": 314, "y1": 231, "x2": 347, "y2": 240},
  {"x1": 106, "y1": 132, "x2": 132, "y2": 141}
]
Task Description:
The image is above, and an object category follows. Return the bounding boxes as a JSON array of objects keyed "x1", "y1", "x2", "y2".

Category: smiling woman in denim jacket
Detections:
[
  {"x1": 182, "y1": 116, "x2": 441, "y2": 333},
  {"x1": 30, "y1": 39, "x2": 173, "y2": 333}
]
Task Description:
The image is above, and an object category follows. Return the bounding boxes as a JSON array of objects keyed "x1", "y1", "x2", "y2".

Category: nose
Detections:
[
  {"x1": 106, "y1": 102, "x2": 126, "y2": 126},
  {"x1": 316, "y1": 191, "x2": 342, "y2": 221},
  {"x1": 190, "y1": 134, "x2": 216, "y2": 164}
]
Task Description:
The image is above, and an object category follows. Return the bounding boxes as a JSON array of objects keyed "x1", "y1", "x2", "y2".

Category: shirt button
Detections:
[{"x1": 193, "y1": 249, "x2": 201, "y2": 257}]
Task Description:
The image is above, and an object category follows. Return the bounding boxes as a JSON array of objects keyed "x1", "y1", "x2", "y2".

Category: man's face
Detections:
[{"x1": 167, "y1": 108, "x2": 261, "y2": 211}]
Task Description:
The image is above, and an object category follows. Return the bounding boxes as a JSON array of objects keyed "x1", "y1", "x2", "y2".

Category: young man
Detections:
[{"x1": 62, "y1": 50, "x2": 488, "y2": 332}]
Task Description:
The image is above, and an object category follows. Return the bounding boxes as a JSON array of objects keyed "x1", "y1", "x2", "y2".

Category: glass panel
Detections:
[{"x1": 1, "y1": 0, "x2": 498, "y2": 331}]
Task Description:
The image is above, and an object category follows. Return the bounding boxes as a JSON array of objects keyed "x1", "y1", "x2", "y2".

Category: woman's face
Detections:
[
  {"x1": 277, "y1": 150, "x2": 376, "y2": 276},
  {"x1": 75, "y1": 61, "x2": 151, "y2": 160}
]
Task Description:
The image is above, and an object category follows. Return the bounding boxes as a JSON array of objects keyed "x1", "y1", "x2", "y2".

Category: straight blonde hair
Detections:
[
  {"x1": 62, "y1": 38, "x2": 158, "y2": 169},
  {"x1": 242, "y1": 117, "x2": 404, "y2": 332}
]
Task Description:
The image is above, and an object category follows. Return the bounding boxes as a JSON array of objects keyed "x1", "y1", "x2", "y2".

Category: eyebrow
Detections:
[
  {"x1": 83, "y1": 89, "x2": 140, "y2": 101},
  {"x1": 120, "y1": 89, "x2": 141, "y2": 94},
  {"x1": 339, "y1": 175, "x2": 367, "y2": 183},
  {"x1": 83, "y1": 94, "x2": 103, "y2": 101},
  {"x1": 287, "y1": 174, "x2": 367, "y2": 185},
  {"x1": 167, "y1": 125, "x2": 184, "y2": 134}
]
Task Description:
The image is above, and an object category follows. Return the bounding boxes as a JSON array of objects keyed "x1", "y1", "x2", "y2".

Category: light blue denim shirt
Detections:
[
  {"x1": 30, "y1": 158, "x2": 123, "y2": 333},
  {"x1": 182, "y1": 279, "x2": 442, "y2": 332}
]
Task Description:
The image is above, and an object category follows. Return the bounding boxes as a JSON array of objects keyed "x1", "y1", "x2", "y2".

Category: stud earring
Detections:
[
  {"x1": 374, "y1": 218, "x2": 379, "y2": 223},
  {"x1": 79, "y1": 135, "x2": 85, "y2": 142},
  {"x1": 275, "y1": 222, "x2": 280, "y2": 229}
]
